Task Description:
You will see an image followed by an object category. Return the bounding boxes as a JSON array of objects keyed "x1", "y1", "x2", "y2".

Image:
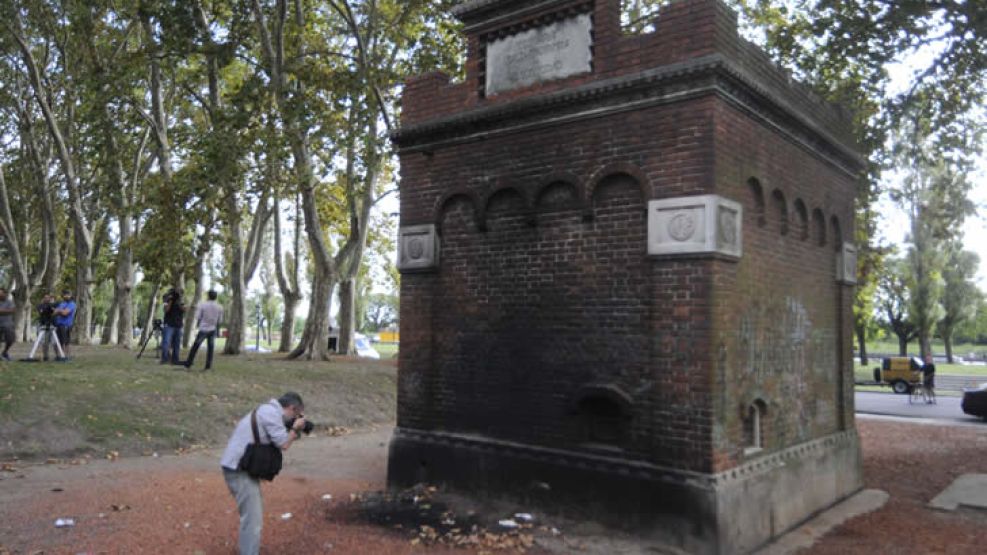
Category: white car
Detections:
[{"x1": 354, "y1": 333, "x2": 380, "y2": 359}]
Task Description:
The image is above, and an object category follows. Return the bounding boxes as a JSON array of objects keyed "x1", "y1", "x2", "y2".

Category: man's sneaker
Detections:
[{"x1": 1, "y1": 353, "x2": 10, "y2": 361}]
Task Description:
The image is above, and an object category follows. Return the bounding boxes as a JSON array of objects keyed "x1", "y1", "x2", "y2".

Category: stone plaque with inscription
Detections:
[
  {"x1": 647, "y1": 195, "x2": 743, "y2": 258},
  {"x1": 398, "y1": 224, "x2": 440, "y2": 272},
  {"x1": 485, "y1": 13, "x2": 593, "y2": 96}
]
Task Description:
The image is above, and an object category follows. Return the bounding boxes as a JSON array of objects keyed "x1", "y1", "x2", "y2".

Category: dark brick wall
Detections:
[
  {"x1": 395, "y1": 0, "x2": 860, "y2": 478},
  {"x1": 398, "y1": 97, "x2": 721, "y2": 472}
]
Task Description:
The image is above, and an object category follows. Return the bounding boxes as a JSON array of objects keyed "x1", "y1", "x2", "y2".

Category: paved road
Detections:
[{"x1": 855, "y1": 391, "x2": 987, "y2": 425}]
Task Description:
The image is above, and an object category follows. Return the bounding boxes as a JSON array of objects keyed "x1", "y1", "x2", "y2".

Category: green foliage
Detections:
[
  {"x1": 362, "y1": 292, "x2": 398, "y2": 332},
  {"x1": 938, "y1": 246, "x2": 982, "y2": 345}
]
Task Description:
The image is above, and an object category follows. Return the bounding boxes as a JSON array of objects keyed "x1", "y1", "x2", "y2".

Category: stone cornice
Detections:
[{"x1": 393, "y1": 54, "x2": 866, "y2": 178}]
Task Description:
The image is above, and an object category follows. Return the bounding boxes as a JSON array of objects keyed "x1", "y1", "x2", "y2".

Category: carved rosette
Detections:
[
  {"x1": 647, "y1": 195, "x2": 743, "y2": 259},
  {"x1": 836, "y1": 242, "x2": 857, "y2": 285},
  {"x1": 398, "y1": 224, "x2": 440, "y2": 272}
]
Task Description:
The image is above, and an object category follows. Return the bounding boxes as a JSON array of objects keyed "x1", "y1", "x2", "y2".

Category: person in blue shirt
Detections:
[{"x1": 54, "y1": 289, "x2": 77, "y2": 359}]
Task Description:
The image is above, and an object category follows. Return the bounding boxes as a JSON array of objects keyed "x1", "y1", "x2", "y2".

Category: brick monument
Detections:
[{"x1": 389, "y1": 0, "x2": 864, "y2": 552}]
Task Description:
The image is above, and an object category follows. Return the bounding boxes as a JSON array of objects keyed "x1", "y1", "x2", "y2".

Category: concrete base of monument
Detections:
[{"x1": 387, "y1": 427, "x2": 863, "y2": 555}]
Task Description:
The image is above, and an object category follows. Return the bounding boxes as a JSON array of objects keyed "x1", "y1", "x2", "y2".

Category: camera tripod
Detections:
[
  {"x1": 23, "y1": 324, "x2": 66, "y2": 362},
  {"x1": 136, "y1": 321, "x2": 163, "y2": 360}
]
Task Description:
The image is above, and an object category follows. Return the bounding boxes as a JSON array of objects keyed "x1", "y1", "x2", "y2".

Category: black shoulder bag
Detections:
[{"x1": 237, "y1": 408, "x2": 283, "y2": 481}]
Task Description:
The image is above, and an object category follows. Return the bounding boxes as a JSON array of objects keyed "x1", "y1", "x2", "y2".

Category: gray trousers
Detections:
[{"x1": 223, "y1": 468, "x2": 263, "y2": 555}]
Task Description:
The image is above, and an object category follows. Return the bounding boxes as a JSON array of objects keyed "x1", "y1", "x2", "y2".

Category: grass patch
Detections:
[{"x1": 0, "y1": 346, "x2": 397, "y2": 461}]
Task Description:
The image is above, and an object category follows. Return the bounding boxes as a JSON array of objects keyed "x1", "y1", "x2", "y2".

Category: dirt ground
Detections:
[{"x1": 1, "y1": 418, "x2": 986, "y2": 554}]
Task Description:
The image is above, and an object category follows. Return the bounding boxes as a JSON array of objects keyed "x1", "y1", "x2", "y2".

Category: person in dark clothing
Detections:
[
  {"x1": 0, "y1": 287, "x2": 15, "y2": 361},
  {"x1": 922, "y1": 354, "x2": 937, "y2": 404},
  {"x1": 161, "y1": 289, "x2": 185, "y2": 365}
]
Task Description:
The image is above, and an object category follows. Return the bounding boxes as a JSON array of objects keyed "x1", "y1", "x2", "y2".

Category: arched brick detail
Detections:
[
  {"x1": 793, "y1": 198, "x2": 809, "y2": 240},
  {"x1": 812, "y1": 208, "x2": 826, "y2": 247},
  {"x1": 534, "y1": 172, "x2": 585, "y2": 212},
  {"x1": 585, "y1": 164, "x2": 648, "y2": 221},
  {"x1": 748, "y1": 178, "x2": 766, "y2": 227},
  {"x1": 771, "y1": 189, "x2": 788, "y2": 236},
  {"x1": 435, "y1": 191, "x2": 482, "y2": 233},
  {"x1": 586, "y1": 163, "x2": 650, "y2": 202},
  {"x1": 482, "y1": 186, "x2": 533, "y2": 228}
]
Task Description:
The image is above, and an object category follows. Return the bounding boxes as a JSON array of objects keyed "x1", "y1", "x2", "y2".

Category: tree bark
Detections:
[
  {"x1": 274, "y1": 196, "x2": 302, "y2": 352},
  {"x1": 224, "y1": 191, "x2": 247, "y2": 355},
  {"x1": 138, "y1": 282, "x2": 161, "y2": 349},
  {"x1": 100, "y1": 296, "x2": 119, "y2": 345},
  {"x1": 0, "y1": 167, "x2": 34, "y2": 341},
  {"x1": 290, "y1": 274, "x2": 335, "y2": 360},
  {"x1": 855, "y1": 323, "x2": 869, "y2": 365},
  {"x1": 944, "y1": 335, "x2": 953, "y2": 363},
  {"x1": 338, "y1": 280, "x2": 356, "y2": 354}
]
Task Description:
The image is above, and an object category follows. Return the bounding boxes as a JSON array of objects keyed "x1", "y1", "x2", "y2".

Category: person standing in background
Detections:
[
  {"x1": 161, "y1": 289, "x2": 185, "y2": 365},
  {"x1": 53, "y1": 290, "x2": 76, "y2": 358},
  {"x1": 184, "y1": 290, "x2": 223, "y2": 371},
  {"x1": 0, "y1": 287, "x2": 16, "y2": 361}
]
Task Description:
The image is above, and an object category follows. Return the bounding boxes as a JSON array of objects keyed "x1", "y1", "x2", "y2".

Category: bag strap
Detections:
[{"x1": 249, "y1": 409, "x2": 261, "y2": 444}]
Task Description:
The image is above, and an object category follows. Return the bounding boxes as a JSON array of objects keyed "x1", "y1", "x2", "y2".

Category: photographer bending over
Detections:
[
  {"x1": 161, "y1": 289, "x2": 185, "y2": 365},
  {"x1": 220, "y1": 392, "x2": 309, "y2": 555},
  {"x1": 184, "y1": 289, "x2": 223, "y2": 371},
  {"x1": 53, "y1": 290, "x2": 76, "y2": 358},
  {"x1": 0, "y1": 288, "x2": 15, "y2": 361}
]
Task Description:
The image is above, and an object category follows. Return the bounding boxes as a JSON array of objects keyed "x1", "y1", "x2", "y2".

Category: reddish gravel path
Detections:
[
  {"x1": 804, "y1": 417, "x2": 987, "y2": 554},
  {"x1": 1, "y1": 420, "x2": 986, "y2": 554}
]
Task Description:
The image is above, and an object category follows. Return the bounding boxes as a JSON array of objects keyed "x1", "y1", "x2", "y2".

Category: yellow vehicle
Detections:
[{"x1": 872, "y1": 356, "x2": 924, "y2": 394}]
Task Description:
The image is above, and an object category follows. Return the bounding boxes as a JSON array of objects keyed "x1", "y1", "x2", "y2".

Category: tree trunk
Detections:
[
  {"x1": 101, "y1": 296, "x2": 119, "y2": 345},
  {"x1": 138, "y1": 282, "x2": 161, "y2": 349},
  {"x1": 115, "y1": 241, "x2": 134, "y2": 349},
  {"x1": 279, "y1": 297, "x2": 297, "y2": 353},
  {"x1": 919, "y1": 335, "x2": 932, "y2": 360},
  {"x1": 0, "y1": 167, "x2": 35, "y2": 342},
  {"x1": 274, "y1": 195, "x2": 302, "y2": 353},
  {"x1": 41, "y1": 187, "x2": 62, "y2": 294},
  {"x1": 224, "y1": 193, "x2": 246, "y2": 355},
  {"x1": 944, "y1": 335, "x2": 954, "y2": 363},
  {"x1": 855, "y1": 323, "x2": 868, "y2": 365},
  {"x1": 289, "y1": 276, "x2": 335, "y2": 360},
  {"x1": 12, "y1": 288, "x2": 32, "y2": 342},
  {"x1": 338, "y1": 280, "x2": 356, "y2": 355},
  {"x1": 897, "y1": 334, "x2": 908, "y2": 356}
]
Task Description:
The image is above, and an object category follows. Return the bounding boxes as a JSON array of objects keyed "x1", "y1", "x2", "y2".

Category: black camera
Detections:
[
  {"x1": 286, "y1": 417, "x2": 314, "y2": 435},
  {"x1": 37, "y1": 302, "x2": 56, "y2": 327}
]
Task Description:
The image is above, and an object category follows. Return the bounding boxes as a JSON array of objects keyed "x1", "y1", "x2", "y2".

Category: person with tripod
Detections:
[
  {"x1": 161, "y1": 289, "x2": 185, "y2": 366},
  {"x1": 31, "y1": 293, "x2": 66, "y2": 362},
  {"x1": 0, "y1": 287, "x2": 16, "y2": 361},
  {"x1": 53, "y1": 290, "x2": 76, "y2": 359}
]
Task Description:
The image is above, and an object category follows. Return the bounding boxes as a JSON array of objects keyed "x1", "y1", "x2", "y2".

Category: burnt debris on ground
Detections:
[{"x1": 347, "y1": 484, "x2": 555, "y2": 551}]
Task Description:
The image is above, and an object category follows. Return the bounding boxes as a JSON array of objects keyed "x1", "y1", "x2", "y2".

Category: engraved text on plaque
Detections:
[{"x1": 485, "y1": 14, "x2": 593, "y2": 96}]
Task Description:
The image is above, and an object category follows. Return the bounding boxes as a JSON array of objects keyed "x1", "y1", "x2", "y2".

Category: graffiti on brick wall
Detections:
[{"x1": 737, "y1": 295, "x2": 837, "y2": 440}]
